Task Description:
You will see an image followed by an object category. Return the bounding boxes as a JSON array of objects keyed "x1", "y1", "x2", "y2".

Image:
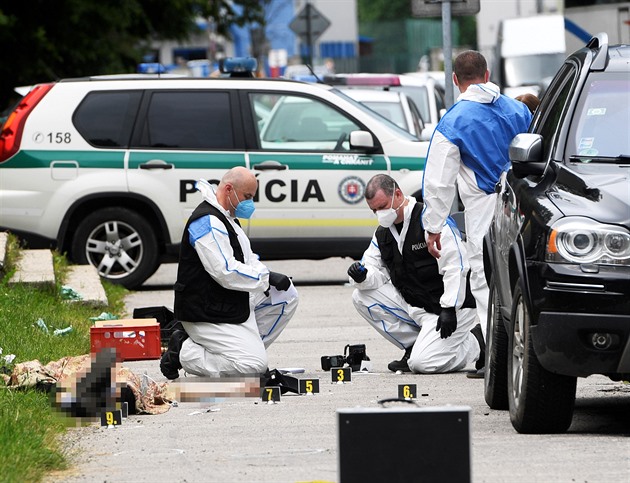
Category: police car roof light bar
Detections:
[{"x1": 219, "y1": 57, "x2": 257, "y2": 77}]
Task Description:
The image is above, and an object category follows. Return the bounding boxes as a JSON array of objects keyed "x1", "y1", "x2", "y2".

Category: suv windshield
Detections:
[{"x1": 566, "y1": 72, "x2": 630, "y2": 162}]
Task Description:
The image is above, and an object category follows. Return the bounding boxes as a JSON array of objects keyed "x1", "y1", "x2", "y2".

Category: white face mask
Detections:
[{"x1": 376, "y1": 192, "x2": 402, "y2": 228}]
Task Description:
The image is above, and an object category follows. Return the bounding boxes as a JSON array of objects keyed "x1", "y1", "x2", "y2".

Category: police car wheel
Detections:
[{"x1": 71, "y1": 207, "x2": 159, "y2": 289}]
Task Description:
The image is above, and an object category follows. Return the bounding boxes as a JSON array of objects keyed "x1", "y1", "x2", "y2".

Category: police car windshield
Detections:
[{"x1": 330, "y1": 88, "x2": 419, "y2": 141}]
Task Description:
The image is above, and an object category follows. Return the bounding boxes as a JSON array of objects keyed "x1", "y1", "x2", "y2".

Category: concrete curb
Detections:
[
  {"x1": 0, "y1": 232, "x2": 7, "y2": 272},
  {"x1": 9, "y1": 249, "x2": 55, "y2": 287},
  {"x1": 2, "y1": 235, "x2": 108, "y2": 305},
  {"x1": 64, "y1": 265, "x2": 109, "y2": 306}
]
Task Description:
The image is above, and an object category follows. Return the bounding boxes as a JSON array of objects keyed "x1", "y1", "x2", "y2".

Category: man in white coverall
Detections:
[
  {"x1": 421, "y1": 51, "x2": 531, "y2": 377},
  {"x1": 348, "y1": 174, "x2": 484, "y2": 374},
  {"x1": 160, "y1": 167, "x2": 298, "y2": 379}
]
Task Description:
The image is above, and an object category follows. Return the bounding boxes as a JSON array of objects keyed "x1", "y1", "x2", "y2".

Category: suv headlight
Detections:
[{"x1": 547, "y1": 217, "x2": 630, "y2": 265}]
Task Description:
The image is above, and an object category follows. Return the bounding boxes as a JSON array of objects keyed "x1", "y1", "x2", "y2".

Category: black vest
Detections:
[
  {"x1": 375, "y1": 202, "x2": 445, "y2": 315},
  {"x1": 173, "y1": 201, "x2": 250, "y2": 324}
]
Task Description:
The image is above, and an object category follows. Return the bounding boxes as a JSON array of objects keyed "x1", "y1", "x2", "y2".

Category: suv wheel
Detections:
[
  {"x1": 484, "y1": 275, "x2": 509, "y2": 410},
  {"x1": 508, "y1": 279, "x2": 577, "y2": 433},
  {"x1": 71, "y1": 208, "x2": 159, "y2": 289}
]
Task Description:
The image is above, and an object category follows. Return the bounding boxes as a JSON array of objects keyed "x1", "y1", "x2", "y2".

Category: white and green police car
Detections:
[{"x1": 0, "y1": 60, "x2": 428, "y2": 288}]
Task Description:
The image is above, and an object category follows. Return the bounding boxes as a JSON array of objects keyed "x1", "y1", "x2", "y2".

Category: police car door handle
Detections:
[
  {"x1": 253, "y1": 161, "x2": 288, "y2": 171},
  {"x1": 139, "y1": 160, "x2": 174, "y2": 170}
]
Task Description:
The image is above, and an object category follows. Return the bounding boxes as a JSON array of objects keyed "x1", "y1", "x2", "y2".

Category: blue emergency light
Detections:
[
  {"x1": 137, "y1": 63, "x2": 168, "y2": 74},
  {"x1": 219, "y1": 57, "x2": 257, "y2": 77}
]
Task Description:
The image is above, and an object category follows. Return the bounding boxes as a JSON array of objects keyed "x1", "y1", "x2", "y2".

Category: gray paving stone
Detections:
[
  {"x1": 64, "y1": 265, "x2": 109, "y2": 306},
  {"x1": 0, "y1": 232, "x2": 7, "y2": 272},
  {"x1": 9, "y1": 249, "x2": 55, "y2": 287}
]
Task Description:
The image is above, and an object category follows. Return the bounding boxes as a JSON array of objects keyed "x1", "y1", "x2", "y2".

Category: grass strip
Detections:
[{"x1": 0, "y1": 234, "x2": 127, "y2": 482}]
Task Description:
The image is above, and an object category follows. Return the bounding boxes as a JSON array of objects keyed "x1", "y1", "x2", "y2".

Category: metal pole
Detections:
[
  {"x1": 306, "y1": 2, "x2": 313, "y2": 66},
  {"x1": 442, "y1": 0, "x2": 454, "y2": 108}
]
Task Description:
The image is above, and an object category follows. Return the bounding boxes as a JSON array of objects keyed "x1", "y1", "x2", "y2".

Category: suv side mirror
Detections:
[
  {"x1": 509, "y1": 133, "x2": 546, "y2": 178},
  {"x1": 349, "y1": 130, "x2": 376, "y2": 151}
]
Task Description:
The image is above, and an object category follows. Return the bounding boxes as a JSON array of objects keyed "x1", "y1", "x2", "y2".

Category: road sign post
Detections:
[
  {"x1": 411, "y1": 0, "x2": 481, "y2": 108},
  {"x1": 289, "y1": 2, "x2": 331, "y2": 67}
]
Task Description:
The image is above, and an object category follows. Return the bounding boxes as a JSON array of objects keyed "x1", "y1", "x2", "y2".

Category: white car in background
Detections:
[
  {"x1": 325, "y1": 73, "x2": 446, "y2": 139},
  {"x1": 341, "y1": 88, "x2": 425, "y2": 138}
]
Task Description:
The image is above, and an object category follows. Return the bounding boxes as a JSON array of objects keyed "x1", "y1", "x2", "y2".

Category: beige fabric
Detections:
[{"x1": 2, "y1": 354, "x2": 171, "y2": 415}]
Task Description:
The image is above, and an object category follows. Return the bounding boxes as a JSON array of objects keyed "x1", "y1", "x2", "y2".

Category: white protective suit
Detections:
[
  {"x1": 422, "y1": 82, "x2": 531, "y2": 338},
  {"x1": 350, "y1": 196, "x2": 480, "y2": 373},
  {"x1": 179, "y1": 179, "x2": 298, "y2": 377}
]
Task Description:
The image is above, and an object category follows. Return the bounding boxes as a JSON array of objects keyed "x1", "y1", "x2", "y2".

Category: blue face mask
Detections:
[
  {"x1": 235, "y1": 198, "x2": 255, "y2": 219},
  {"x1": 230, "y1": 189, "x2": 256, "y2": 219}
]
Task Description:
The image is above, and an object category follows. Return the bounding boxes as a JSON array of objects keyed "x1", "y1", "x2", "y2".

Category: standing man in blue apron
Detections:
[{"x1": 421, "y1": 51, "x2": 531, "y2": 378}]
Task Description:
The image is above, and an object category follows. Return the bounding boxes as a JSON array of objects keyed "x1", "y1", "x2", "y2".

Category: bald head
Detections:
[
  {"x1": 217, "y1": 167, "x2": 257, "y2": 216},
  {"x1": 220, "y1": 166, "x2": 256, "y2": 190}
]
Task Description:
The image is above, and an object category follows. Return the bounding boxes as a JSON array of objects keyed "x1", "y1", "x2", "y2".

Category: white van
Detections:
[{"x1": 494, "y1": 15, "x2": 567, "y2": 98}]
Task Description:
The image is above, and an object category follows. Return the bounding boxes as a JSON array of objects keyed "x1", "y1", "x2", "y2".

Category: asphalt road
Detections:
[{"x1": 46, "y1": 260, "x2": 630, "y2": 483}]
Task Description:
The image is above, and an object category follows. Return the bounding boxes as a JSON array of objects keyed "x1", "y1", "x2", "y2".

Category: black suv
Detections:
[{"x1": 483, "y1": 33, "x2": 630, "y2": 434}]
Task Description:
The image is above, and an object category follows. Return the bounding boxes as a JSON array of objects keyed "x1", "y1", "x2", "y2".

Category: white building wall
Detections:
[{"x1": 476, "y1": 0, "x2": 562, "y2": 73}]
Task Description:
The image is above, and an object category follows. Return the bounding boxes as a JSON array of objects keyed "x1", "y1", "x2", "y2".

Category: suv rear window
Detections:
[
  {"x1": 74, "y1": 91, "x2": 142, "y2": 147},
  {"x1": 137, "y1": 91, "x2": 234, "y2": 149}
]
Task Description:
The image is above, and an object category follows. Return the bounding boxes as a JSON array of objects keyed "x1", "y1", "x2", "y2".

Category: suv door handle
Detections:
[
  {"x1": 253, "y1": 161, "x2": 288, "y2": 171},
  {"x1": 139, "y1": 160, "x2": 174, "y2": 170}
]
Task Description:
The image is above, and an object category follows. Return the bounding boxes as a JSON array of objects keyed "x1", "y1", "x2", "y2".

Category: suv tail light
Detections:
[{"x1": 0, "y1": 83, "x2": 54, "y2": 163}]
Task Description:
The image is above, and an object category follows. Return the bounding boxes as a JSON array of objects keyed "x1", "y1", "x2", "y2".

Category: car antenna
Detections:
[{"x1": 305, "y1": 63, "x2": 324, "y2": 83}]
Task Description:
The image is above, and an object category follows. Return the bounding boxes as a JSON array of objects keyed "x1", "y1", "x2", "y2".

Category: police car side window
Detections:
[
  {"x1": 137, "y1": 91, "x2": 234, "y2": 149},
  {"x1": 73, "y1": 91, "x2": 142, "y2": 148},
  {"x1": 250, "y1": 93, "x2": 360, "y2": 151}
]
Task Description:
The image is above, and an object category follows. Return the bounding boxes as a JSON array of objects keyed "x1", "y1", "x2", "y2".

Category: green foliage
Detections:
[
  {"x1": 0, "y1": 0, "x2": 267, "y2": 110},
  {"x1": 0, "y1": 390, "x2": 68, "y2": 483},
  {"x1": 0, "y1": 237, "x2": 128, "y2": 482},
  {"x1": 201, "y1": 0, "x2": 269, "y2": 35},
  {"x1": 358, "y1": 0, "x2": 412, "y2": 22},
  {"x1": 357, "y1": 0, "x2": 478, "y2": 73}
]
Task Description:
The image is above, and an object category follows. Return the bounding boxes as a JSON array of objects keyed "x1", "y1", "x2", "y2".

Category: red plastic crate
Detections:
[{"x1": 90, "y1": 319, "x2": 161, "y2": 361}]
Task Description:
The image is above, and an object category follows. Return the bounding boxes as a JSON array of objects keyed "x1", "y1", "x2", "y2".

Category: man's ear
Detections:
[
  {"x1": 484, "y1": 70, "x2": 490, "y2": 83},
  {"x1": 452, "y1": 72, "x2": 459, "y2": 87}
]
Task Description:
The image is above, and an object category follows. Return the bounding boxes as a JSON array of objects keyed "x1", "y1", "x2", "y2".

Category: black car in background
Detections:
[{"x1": 483, "y1": 33, "x2": 630, "y2": 433}]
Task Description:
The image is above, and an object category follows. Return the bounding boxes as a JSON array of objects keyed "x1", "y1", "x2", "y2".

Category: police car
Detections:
[{"x1": 0, "y1": 59, "x2": 427, "y2": 288}]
